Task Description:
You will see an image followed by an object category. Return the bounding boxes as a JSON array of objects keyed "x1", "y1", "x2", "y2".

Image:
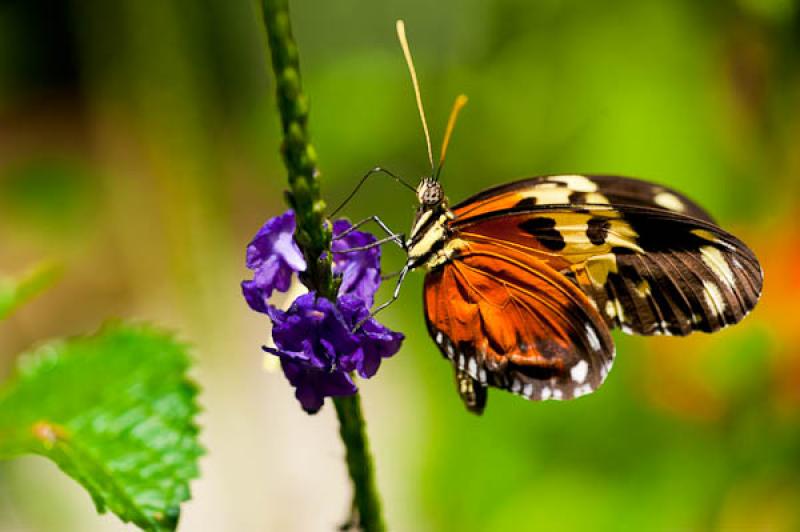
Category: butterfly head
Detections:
[{"x1": 417, "y1": 177, "x2": 444, "y2": 207}]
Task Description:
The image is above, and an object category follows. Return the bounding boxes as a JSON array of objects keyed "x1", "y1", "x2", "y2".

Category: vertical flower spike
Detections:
[{"x1": 261, "y1": 5, "x2": 388, "y2": 527}]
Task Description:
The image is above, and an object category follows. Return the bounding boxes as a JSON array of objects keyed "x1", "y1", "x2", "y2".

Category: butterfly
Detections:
[
  {"x1": 409, "y1": 172, "x2": 762, "y2": 413},
  {"x1": 341, "y1": 21, "x2": 764, "y2": 414}
]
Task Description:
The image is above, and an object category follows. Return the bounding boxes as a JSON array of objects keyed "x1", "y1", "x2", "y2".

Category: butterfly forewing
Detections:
[
  {"x1": 424, "y1": 240, "x2": 615, "y2": 412},
  {"x1": 453, "y1": 174, "x2": 715, "y2": 223},
  {"x1": 449, "y1": 175, "x2": 763, "y2": 337}
]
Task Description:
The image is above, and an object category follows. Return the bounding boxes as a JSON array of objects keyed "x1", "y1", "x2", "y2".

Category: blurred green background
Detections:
[{"x1": 1, "y1": 0, "x2": 799, "y2": 530}]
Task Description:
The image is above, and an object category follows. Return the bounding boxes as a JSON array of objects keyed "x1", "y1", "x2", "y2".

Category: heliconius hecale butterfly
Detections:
[{"x1": 338, "y1": 21, "x2": 763, "y2": 414}]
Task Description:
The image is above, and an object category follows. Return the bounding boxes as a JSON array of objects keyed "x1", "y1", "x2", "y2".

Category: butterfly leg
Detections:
[
  {"x1": 381, "y1": 269, "x2": 404, "y2": 280},
  {"x1": 333, "y1": 215, "x2": 406, "y2": 250},
  {"x1": 353, "y1": 265, "x2": 410, "y2": 330},
  {"x1": 337, "y1": 234, "x2": 405, "y2": 253}
]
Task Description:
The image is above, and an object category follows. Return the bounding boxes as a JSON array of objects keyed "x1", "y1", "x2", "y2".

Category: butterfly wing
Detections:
[
  {"x1": 453, "y1": 174, "x2": 715, "y2": 222},
  {"x1": 423, "y1": 239, "x2": 615, "y2": 413},
  {"x1": 451, "y1": 175, "x2": 762, "y2": 336}
]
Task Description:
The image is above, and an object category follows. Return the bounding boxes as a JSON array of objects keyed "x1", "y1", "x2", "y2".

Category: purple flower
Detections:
[
  {"x1": 242, "y1": 211, "x2": 306, "y2": 313},
  {"x1": 265, "y1": 294, "x2": 360, "y2": 370},
  {"x1": 331, "y1": 220, "x2": 382, "y2": 307},
  {"x1": 244, "y1": 209, "x2": 405, "y2": 413},
  {"x1": 264, "y1": 294, "x2": 359, "y2": 413},
  {"x1": 264, "y1": 292, "x2": 404, "y2": 413},
  {"x1": 279, "y1": 358, "x2": 357, "y2": 414},
  {"x1": 338, "y1": 295, "x2": 405, "y2": 378},
  {"x1": 242, "y1": 212, "x2": 383, "y2": 313}
]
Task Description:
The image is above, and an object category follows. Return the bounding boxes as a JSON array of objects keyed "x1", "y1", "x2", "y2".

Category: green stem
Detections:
[
  {"x1": 261, "y1": 1, "x2": 386, "y2": 530},
  {"x1": 333, "y1": 394, "x2": 386, "y2": 531}
]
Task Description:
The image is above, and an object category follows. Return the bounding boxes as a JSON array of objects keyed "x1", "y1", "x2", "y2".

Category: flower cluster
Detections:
[{"x1": 242, "y1": 211, "x2": 403, "y2": 413}]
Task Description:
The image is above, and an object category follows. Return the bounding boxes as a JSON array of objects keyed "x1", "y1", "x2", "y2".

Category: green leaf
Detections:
[
  {"x1": 0, "y1": 261, "x2": 62, "y2": 321},
  {"x1": 0, "y1": 322, "x2": 203, "y2": 531}
]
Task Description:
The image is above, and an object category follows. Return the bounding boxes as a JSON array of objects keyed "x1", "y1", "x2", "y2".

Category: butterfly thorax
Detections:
[{"x1": 406, "y1": 179, "x2": 465, "y2": 270}]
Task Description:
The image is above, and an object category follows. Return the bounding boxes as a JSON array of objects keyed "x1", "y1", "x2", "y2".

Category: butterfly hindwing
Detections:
[
  {"x1": 423, "y1": 240, "x2": 615, "y2": 412},
  {"x1": 452, "y1": 180, "x2": 763, "y2": 337}
]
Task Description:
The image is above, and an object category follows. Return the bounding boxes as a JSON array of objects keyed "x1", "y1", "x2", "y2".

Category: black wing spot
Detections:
[
  {"x1": 621, "y1": 211, "x2": 709, "y2": 251},
  {"x1": 610, "y1": 246, "x2": 637, "y2": 256},
  {"x1": 514, "y1": 197, "x2": 538, "y2": 209},
  {"x1": 518, "y1": 217, "x2": 566, "y2": 251},
  {"x1": 587, "y1": 216, "x2": 611, "y2": 245}
]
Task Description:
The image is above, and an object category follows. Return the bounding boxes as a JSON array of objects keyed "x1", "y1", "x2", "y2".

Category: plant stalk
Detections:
[{"x1": 261, "y1": 1, "x2": 386, "y2": 530}]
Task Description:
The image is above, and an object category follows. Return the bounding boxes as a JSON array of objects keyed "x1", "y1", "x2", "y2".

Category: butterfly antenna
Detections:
[
  {"x1": 435, "y1": 94, "x2": 468, "y2": 181},
  {"x1": 396, "y1": 20, "x2": 434, "y2": 172}
]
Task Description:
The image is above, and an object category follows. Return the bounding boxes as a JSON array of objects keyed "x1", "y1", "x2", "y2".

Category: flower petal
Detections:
[
  {"x1": 241, "y1": 279, "x2": 268, "y2": 313},
  {"x1": 331, "y1": 219, "x2": 382, "y2": 307},
  {"x1": 242, "y1": 210, "x2": 307, "y2": 307},
  {"x1": 337, "y1": 295, "x2": 405, "y2": 378},
  {"x1": 280, "y1": 358, "x2": 357, "y2": 414}
]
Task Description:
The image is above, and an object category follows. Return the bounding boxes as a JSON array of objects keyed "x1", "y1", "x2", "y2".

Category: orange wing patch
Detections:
[{"x1": 424, "y1": 240, "x2": 615, "y2": 411}]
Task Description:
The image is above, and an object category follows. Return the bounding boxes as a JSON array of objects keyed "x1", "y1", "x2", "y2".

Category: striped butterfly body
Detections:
[{"x1": 406, "y1": 174, "x2": 762, "y2": 413}]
